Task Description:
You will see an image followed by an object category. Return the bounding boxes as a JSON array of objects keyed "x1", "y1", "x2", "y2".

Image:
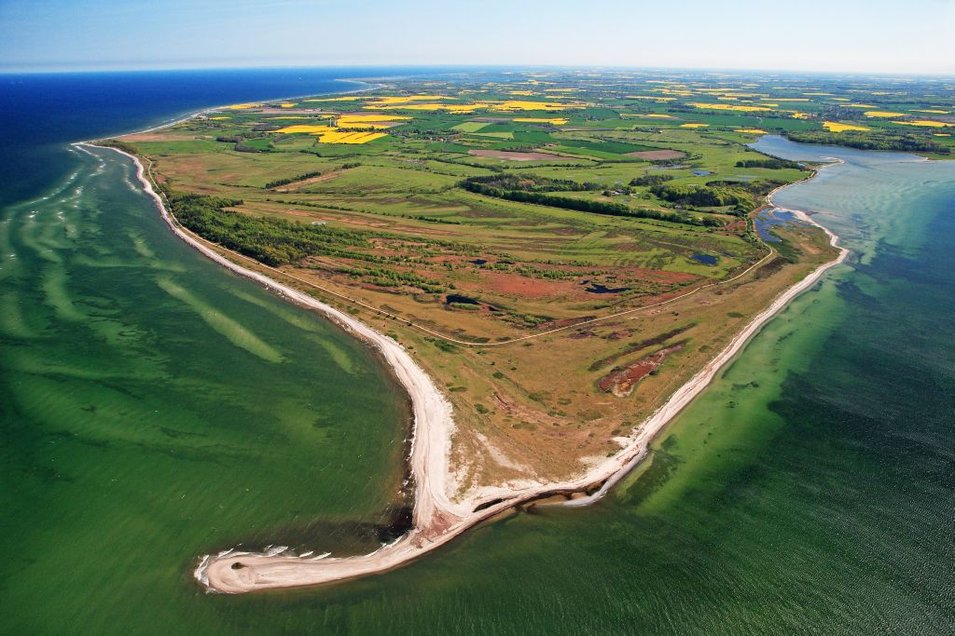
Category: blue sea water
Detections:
[{"x1": 0, "y1": 67, "x2": 436, "y2": 206}]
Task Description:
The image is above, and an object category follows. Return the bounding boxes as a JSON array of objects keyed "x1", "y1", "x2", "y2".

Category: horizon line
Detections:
[{"x1": 2, "y1": 63, "x2": 954, "y2": 80}]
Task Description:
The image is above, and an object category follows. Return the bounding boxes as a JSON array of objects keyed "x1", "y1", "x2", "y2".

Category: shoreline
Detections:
[{"x1": 82, "y1": 126, "x2": 848, "y2": 593}]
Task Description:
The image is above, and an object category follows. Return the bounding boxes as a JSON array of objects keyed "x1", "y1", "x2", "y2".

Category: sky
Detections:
[{"x1": 2, "y1": 0, "x2": 954, "y2": 75}]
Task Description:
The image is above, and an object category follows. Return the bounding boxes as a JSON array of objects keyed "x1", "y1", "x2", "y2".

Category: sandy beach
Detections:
[{"x1": 83, "y1": 136, "x2": 848, "y2": 594}]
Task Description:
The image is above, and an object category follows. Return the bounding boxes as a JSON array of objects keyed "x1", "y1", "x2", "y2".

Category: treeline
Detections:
[
  {"x1": 265, "y1": 171, "x2": 322, "y2": 189},
  {"x1": 629, "y1": 174, "x2": 674, "y2": 187},
  {"x1": 168, "y1": 193, "x2": 368, "y2": 266},
  {"x1": 649, "y1": 183, "x2": 755, "y2": 212},
  {"x1": 461, "y1": 179, "x2": 721, "y2": 227},
  {"x1": 735, "y1": 158, "x2": 802, "y2": 169},
  {"x1": 464, "y1": 173, "x2": 602, "y2": 192},
  {"x1": 264, "y1": 163, "x2": 361, "y2": 189},
  {"x1": 708, "y1": 178, "x2": 786, "y2": 195},
  {"x1": 786, "y1": 131, "x2": 950, "y2": 154}
]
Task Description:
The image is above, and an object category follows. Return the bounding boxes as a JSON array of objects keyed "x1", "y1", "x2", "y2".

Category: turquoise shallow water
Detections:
[{"x1": 2, "y1": 75, "x2": 953, "y2": 636}]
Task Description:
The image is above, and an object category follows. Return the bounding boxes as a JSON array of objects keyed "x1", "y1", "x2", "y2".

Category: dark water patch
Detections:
[
  {"x1": 444, "y1": 293, "x2": 480, "y2": 305},
  {"x1": 473, "y1": 497, "x2": 505, "y2": 512},
  {"x1": 691, "y1": 253, "x2": 718, "y2": 265},
  {"x1": 585, "y1": 283, "x2": 629, "y2": 294}
]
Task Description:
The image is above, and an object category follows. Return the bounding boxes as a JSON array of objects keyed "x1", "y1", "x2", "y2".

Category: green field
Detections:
[{"x1": 113, "y1": 71, "x2": 891, "y2": 485}]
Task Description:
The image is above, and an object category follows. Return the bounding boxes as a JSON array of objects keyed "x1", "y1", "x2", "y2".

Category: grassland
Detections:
[{"x1": 115, "y1": 70, "x2": 926, "y2": 493}]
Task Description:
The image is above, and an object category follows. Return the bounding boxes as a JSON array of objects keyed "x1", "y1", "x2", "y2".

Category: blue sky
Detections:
[{"x1": 2, "y1": 0, "x2": 954, "y2": 74}]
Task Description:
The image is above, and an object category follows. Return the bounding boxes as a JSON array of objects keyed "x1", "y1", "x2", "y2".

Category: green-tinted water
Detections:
[
  {"x1": 1, "y1": 146, "x2": 411, "y2": 633},
  {"x1": 3, "y1": 136, "x2": 953, "y2": 634}
]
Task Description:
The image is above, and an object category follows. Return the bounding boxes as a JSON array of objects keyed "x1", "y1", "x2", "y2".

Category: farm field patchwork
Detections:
[{"x1": 114, "y1": 69, "x2": 953, "y2": 489}]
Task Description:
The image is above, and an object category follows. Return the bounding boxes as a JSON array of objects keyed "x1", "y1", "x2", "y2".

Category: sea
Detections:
[{"x1": 1, "y1": 69, "x2": 952, "y2": 634}]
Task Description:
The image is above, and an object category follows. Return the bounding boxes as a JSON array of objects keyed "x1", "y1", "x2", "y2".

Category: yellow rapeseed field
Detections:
[
  {"x1": 913, "y1": 109, "x2": 950, "y2": 115},
  {"x1": 446, "y1": 106, "x2": 493, "y2": 114},
  {"x1": 790, "y1": 112, "x2": 810, "y2": 119},
  {"x1": 336, "y1": 114, "x2": 411, "y2": 129},
  {"x1": 735, "y1": 128, "x2": 768, "y2": 134},
  {"x1": 336, "y1": 122, "x2": 391, "y2": 129},
  {"x1": 513, "y1": 117, "x2": 569, "y2": 125},
  {"x1": 375, "y1": 103, "x2": 491, "y2": 113},
  {"x1": 680, "y1": 123, "x2": 709, "y2": 128},
  {"x1": 894, "y1": 120, "x2": 952, "y2": 128},
  {"x1": 688, "y1": 102, "x2": 772, "y2": 112},
  {"x1": 275, "y1": 125, "x2": 336, "y2": 135},
  {"x1": 492, "y1": 100, "x2": 580, "y2": 111},
  {"x1": 279, "y1": 103, "x2": 296, "y2": 108},
  {"x1": 274, "y1": 124, "x2": 387, "y2": 143},
  {"x1": 823, "y1": 121, "x2": 870, "y2": 133},
  {"x1": 336, "y1": 114, "x2": 410, "y2": 122},
  {"x1": 227, "y1": 103, "x2": 260, "y2": 110},
  {"x1": 864, "y1": 111, "x2": 905, "y2": 118},
  {"x1": 317, "y1": 130, "x2": 386, "y2": 144}
]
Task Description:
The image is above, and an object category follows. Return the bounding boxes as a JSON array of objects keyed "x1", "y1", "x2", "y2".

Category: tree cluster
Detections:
[
  {"x1": 461, "y1": 178, "x2": 721, "y2": 226},
  {"x1": 264, "y1": 171, "x2": 323, "y2": 189},
  {"x1": 787, "y1": 131, "x2": 949, "y2": 154},
  {"x1": 629, "y1": 174, "x2": 674, "y2": 187},
  {"x1": 463, "y1": 173, "x2": 603, "y2": 192},
  {"x1": 649, "y1": 183, "x2": 754, "y2": 212},
  {"x1": 735, "y1": 158, "x2": 802, "y2": 169},
  {"x1": 169, "y1": 193, "x2": 368, "y2": 266}
]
